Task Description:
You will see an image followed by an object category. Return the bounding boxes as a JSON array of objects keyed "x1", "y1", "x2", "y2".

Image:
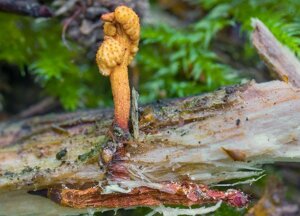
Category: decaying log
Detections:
[{"x1": 1, "y1": 19, "x2": 300, "y2": 215}]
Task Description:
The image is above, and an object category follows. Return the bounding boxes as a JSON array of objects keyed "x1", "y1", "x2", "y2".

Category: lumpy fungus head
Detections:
[
  {"x1": 114, "y1": 6, "x2": 140, "y2": 59},
  {"x1": 96, "y1": 6, "x2": 140, "y2": 76},
  {"x1": 103, "y1": 22, "x2": 117, "y2": 37},
  {"x1": 96, "y1": 37, "x2": 124, "y2": 76},
  {"x1": 115, "y1": 6, "x2": 140, "y2": 40}
]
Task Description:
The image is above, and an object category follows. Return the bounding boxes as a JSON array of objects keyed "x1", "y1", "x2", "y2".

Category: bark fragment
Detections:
[{"x1": 48, "y1": 181, "x2": 247, "y2": 208}]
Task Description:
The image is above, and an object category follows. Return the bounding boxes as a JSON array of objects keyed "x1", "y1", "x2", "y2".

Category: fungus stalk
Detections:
[{"x1": 96, "y1": 6, "x2": 140, "y2": 132}]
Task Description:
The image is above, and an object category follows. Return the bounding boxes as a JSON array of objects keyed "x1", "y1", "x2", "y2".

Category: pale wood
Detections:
[{"x1": 252, "y1": 19, "x2": 300, "y2": 87}]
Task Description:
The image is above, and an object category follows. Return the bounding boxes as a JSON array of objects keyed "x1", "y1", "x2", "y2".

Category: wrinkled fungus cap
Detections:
[
  {"x1": 96, "y1": 6, "x2": 140, "y2": 76},
  {"x1": 96, "y1": 37, "x2": 124, "y2": 76}
]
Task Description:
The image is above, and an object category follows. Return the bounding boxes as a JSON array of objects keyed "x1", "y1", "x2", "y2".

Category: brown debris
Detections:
[{"x1": 222, "y1": 147, "x2": 246, "y2": 162}]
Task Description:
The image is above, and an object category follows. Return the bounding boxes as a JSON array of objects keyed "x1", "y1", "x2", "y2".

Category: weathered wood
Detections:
[
  {"x1": 252, "y1": 19, "x2": 300, "y2": 87},
  {"x1": 0, "y1": 109, "x2": 111, "y2": 191},
  {"x1": 0, "y1": 80, "x2": 299, "y2": 188}
]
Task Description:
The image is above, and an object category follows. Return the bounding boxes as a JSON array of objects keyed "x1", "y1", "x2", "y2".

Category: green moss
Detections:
[
  {"x1": 209, "y1": 203, "x2": 247, "y2": 216},
  {"x1": 56, "y1": 148, "x2": 67, "y2": 160},
  {"x1": 4, "y1": 171, "x2": 15, "y2": 178},
  {"x1": 77, "y1": 137, "x2": 107, "y2": 163},
  {"x1": 0, "y1": 13, "x2": 110, "y2": 110}
]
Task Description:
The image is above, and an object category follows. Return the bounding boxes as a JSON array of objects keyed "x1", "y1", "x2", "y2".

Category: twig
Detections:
[
  {"x1": 16, "y1": 97, "x2": 59, "y2": 119},
  {"x1": 252, "y1": 18, "x2": 300, "y2": 88},
  {"x1": 62, "y1": 6, "x2": 82, "y2": 49},
  {"x1": 131, "y1": 88, "x2": 139, "y2": 140}
]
